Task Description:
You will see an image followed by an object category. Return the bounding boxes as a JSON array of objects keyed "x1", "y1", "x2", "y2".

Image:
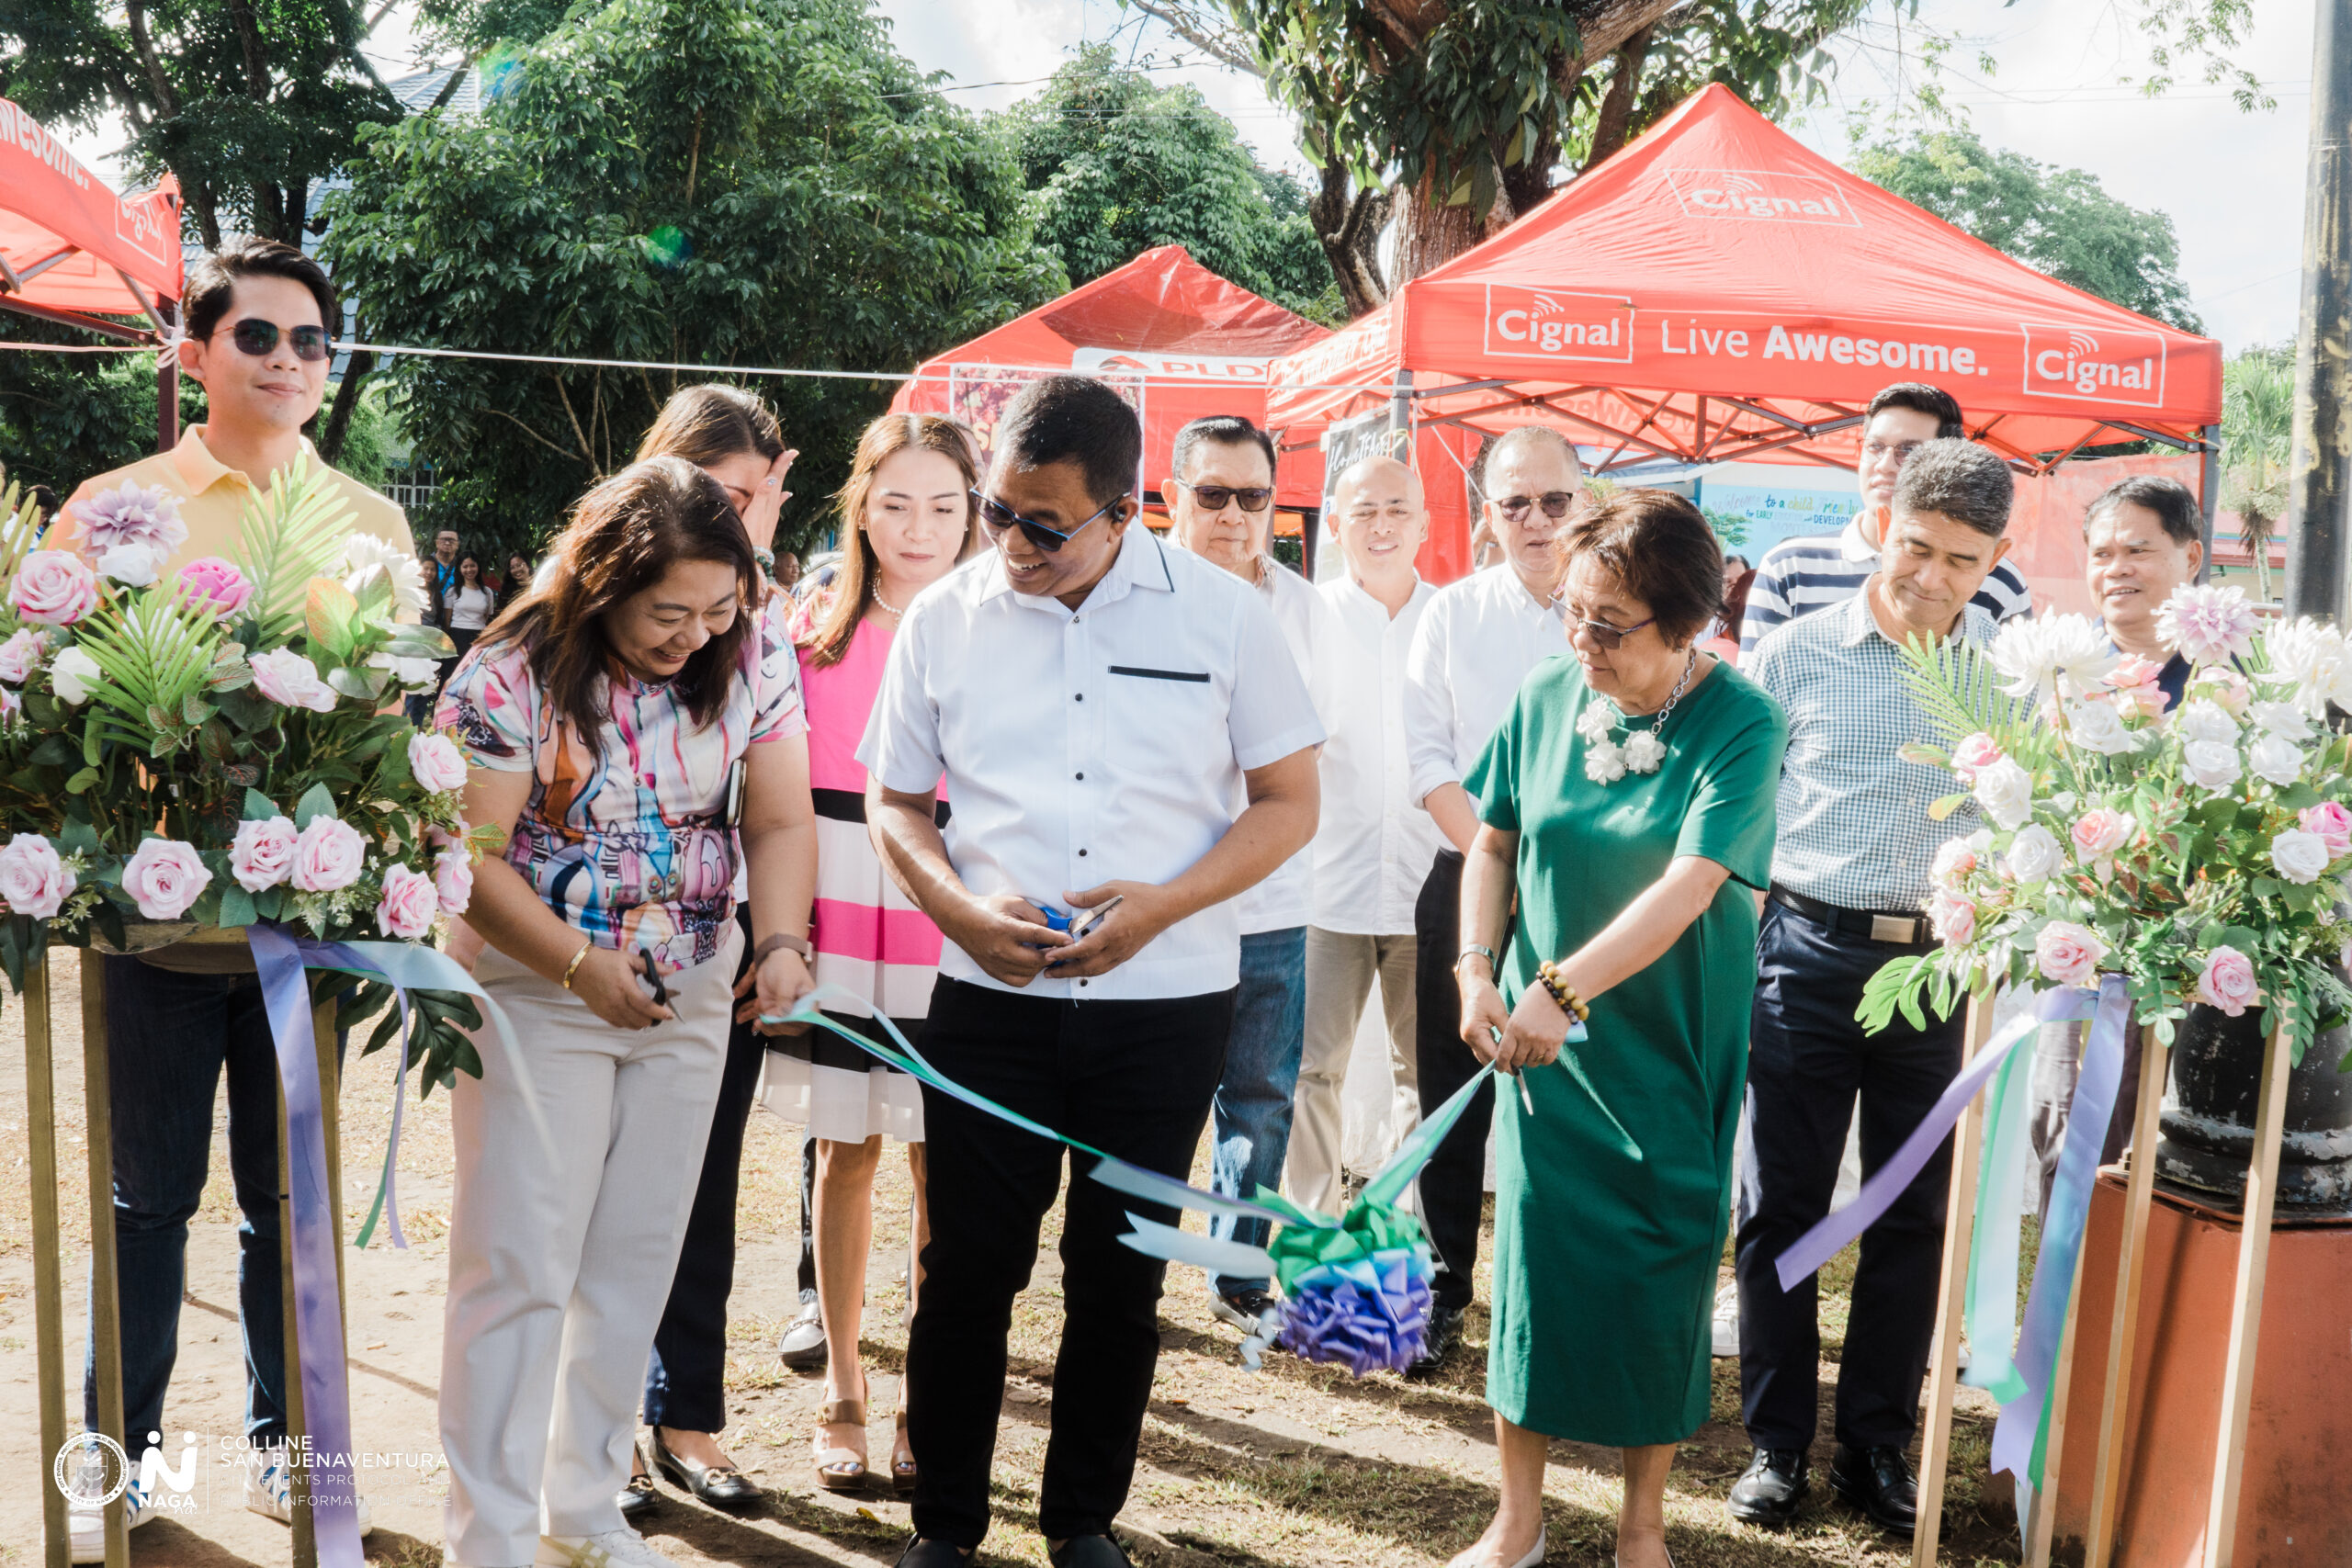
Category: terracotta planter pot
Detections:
[{"x1": 2154, "y1": 1001, "x2": 2352, "y2": 1211}]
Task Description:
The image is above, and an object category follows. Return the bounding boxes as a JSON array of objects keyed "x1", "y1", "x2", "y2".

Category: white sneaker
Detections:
[
  {"x1": 67, "y1": 1478, "x2": 159, "y2": 1563},
  {"x1": 537, "y1": 1529, "x2": 681, "y2": 1568},
  {"x1": 243, "y1": 1444, "x2": 374, "y2": 1536},
  {"x1": 1712, "y1": 1281, "x2": 1740, "y2": 1359}
]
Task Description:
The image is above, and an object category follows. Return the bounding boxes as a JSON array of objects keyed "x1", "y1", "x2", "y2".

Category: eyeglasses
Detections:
[
  {"x1": 972, "y1": 489, "x2": 1125, "y2": 553},
  {"x1": 1171, "y1": 479, "x2": 1272, "y2": 513},
  {"x1": 1495, "y1": 491, "x2": 1579, "y2": 522},
  {"x1": 220, "y1": 318, "x2": 332, "y2": 362},
  {"x1": 1566, "y1": 611, "x2": 1657, "y2": 649},
  {"x1": 1861, "y1": 438, "x2": 1926, "y2": 465}
]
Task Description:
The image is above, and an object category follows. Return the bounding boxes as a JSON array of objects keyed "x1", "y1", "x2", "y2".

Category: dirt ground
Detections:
[{"x1": 0, "y1": 945, "x2": 2025, "y2": 1567}]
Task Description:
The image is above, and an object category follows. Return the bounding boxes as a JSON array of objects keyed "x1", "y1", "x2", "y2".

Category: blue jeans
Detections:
[
  {"x1": 89, "y1": 956, "x2": 289, "y2": 1445},
  {"x1": 1206, "y1": 927, "x2": 1306, "y2": 1297}
]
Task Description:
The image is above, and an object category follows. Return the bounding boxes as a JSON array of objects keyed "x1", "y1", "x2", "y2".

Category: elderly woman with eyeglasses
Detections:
[{"x1": 1445, "y1": 491, "x2": 1787, "y2": 1568}]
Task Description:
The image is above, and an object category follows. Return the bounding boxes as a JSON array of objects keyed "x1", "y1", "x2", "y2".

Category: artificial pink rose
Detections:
[
  {"x1": 2035, "y1": 920, "x2": 2109, "y2": 987},
  {"x1": 2106, "y1": 654, "x2": 2165, "y2": 691},
  {"x1": 0, "y1": 833, "x2": 74, "y2": 919},
  {"x1": 374, "y1": 862, "x2": 438, "y2": 939},
  {"x1": 1930, "y1": 838, "x2": 1978, "y2": 887},
  {"x1": 230, "y1": 815, "x2": 300, "y2": 892},
  {"x1": 1928, "y1": 890, "x2": 1977, "y2": 949},
  {"x1": 290, "y1": 815, "x2": 365, "y2": 893},
  {"x1": 121, "y1": 837, "x2": 212, "y2": 919},
  {"x1": 2196, "y1": 946, "x2": 2260, "y2": 1017},
  {"x1": 2299, "y1": 801, "x2": 2352, "y2": 861},
  {"x1": 1950, "y1": 732, "x2": 2005, "y2": 781},
  {"x1": 2193, "y1": 666, "x2": 2252, "y2": 716},
  {"x1": 9, "y1": 550, "x2": 100, "y2": 626},
  {"x1": 172, "y1": 557, "x2": 254, "y2": 619},
  {"x1": 248, "y1": 648, "x2": 338, "y2": 714},
  {"x1": 408, "y1": 731, "x2": 469, "y2": 794},
  {"x1": 2071, "y1": 808, "x2": 2135, "y2": 861},
  {"x1": 0, "y1": 627, "x2": 44, "y2": 684},
  {"x1": 432, "y1": 846, "x2": 473, "y2": 916}
]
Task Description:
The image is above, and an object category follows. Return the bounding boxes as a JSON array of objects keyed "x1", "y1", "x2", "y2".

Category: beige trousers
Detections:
[{"x1": 1286, "y1": 927, "x2": 1419, "y2": 1216}]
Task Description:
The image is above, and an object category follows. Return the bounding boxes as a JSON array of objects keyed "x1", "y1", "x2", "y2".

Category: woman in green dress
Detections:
[{"x1": 1448, "y1": 490, "x2": 1786, "y2": 1568}]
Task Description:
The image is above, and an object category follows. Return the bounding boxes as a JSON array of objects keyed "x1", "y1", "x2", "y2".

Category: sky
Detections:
[{"x1": 51, "y1": 0, "x2": 2315, "y2": 354}]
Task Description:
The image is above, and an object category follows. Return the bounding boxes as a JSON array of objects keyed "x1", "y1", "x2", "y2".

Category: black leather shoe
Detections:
[
  {"x1": 650, "y1": 1427, "x2": 763, "y2": 1507},
  {"x1": 1048, "y1": 1535, "x2": 1136, "y2": 1568},
  {"x1": 1406, "y1": 1303, "x2": 1465, "y2": 1380},
  {"x1": 1828, "y1": 1443, "x2": 1917, "y2": 1535},
  {"x1": 616, "y1": 1442, "x2": 657, "y2": 1518},
  {"x1": 894, "y1": 1540, "x2": 971, "y2": 1566},
  {"x1": 1726, "y1": 1447, "x2": 1809, "y2": 1527}
]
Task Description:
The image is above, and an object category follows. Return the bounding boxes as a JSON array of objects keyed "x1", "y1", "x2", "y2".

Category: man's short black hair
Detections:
[
  {"x1": 993, "y1": 376, "x2": 1141, "y2": 509},
  {"x1": 1170, "y1": 415, "x2": 1275, "y2": 483},
  {"x1": 2084, "y1": 474, "x2": 2201, "y2": 547},
  {"x1": 184, "y1": 239, "x2": 339, "y2": 346},
  {"x1": 1866, "y1": 382, "x2": 1965, "y2": 440},
  {"x1": 1891, "y1": 438, "x2": 2014, "y2": 537}
]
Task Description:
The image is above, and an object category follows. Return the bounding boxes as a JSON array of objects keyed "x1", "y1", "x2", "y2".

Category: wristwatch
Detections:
[{"x1": 1455, "y1": 943, "x2": 1497, "y2": 974}]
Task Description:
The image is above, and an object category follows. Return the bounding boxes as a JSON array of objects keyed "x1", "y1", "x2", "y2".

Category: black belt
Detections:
[{"x1": 1769, "y1": 884, "x2": 1930, "y2": 946}]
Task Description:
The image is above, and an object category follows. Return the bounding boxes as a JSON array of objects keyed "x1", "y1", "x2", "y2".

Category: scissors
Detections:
[{"x1": 638, "y1": 949, "x2": 671, "y2": 1020}]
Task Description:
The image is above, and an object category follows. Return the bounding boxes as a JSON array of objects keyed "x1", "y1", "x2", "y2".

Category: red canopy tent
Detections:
[
  {"x1": 891, "y1": 244, "x2": 1331, "y2": 514},
  {"x1": 1, "y1": 98, "x2": 185, "y2": 449},
  {"x1": 1267, "y1": 83, "x2": 2224, "y2": 583}
]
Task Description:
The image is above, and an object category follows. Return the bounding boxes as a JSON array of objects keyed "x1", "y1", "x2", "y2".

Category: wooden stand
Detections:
[
  {"x1": 2082, "y1": 1024, "x2": 2170, "y2": 1568},
  {"x1": 2201, "y1": 1021, "x2": 2294, "y2": 1568},
  {"x1": 1912, "y1": 987, "x2": 1995, "y2": 1568}
]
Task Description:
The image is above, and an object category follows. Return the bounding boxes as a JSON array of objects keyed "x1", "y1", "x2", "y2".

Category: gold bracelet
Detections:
[{"x1": 560, "y1": 940, "x2": 594, "y2": 991}]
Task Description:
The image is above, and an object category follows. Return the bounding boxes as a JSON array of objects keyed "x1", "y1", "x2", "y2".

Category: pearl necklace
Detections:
[
  {"x1": 870, "y1": 585, "x2": 904, "y2": 618},
  {"x1": 1577, "y1": 650, "x2": 1699, "y2": 784}
]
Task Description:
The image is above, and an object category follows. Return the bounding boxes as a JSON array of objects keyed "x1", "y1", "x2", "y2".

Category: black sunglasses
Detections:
[
  {"x1": 1565, "y1": 611, "x2": 1657, "y2": 650},
  {"x1": 1495, "y1": 491, "x2": 1579, "y2": 522},
  {"x1": 1171, "y1": 478, "x2": 1273, "y2": 513},
  {"x1": 972, "y1": 489, "x2": 1125, "y2": 553},
  {"x1": 221, "y1": 318, "x2": 332, "y2": 362}
]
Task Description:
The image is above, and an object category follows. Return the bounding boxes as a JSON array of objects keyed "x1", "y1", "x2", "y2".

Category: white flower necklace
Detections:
[{"x1": 1577, "y1": 650, "x2": 1699, "y2": 784}]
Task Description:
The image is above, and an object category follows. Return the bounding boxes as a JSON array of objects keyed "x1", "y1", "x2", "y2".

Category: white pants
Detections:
[
  {"x1": 1287, "y1": 928, "x2": 1418, "y2": 1216},
  {"x1": 439, "y1": 926, "x2": 741, "y2": 1567}
]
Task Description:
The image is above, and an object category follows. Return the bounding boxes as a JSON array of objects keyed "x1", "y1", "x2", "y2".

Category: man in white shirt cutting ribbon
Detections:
[
  {"x1": 862, "y1": 377, "x2": 1323, "y2": 1568},
  {"x1": 1290, "y1": 454, "x2": 1441, "y2": 1217},
  {"x1": 1400, "y1": 423, "x2": 1582, "y2": 1378}
]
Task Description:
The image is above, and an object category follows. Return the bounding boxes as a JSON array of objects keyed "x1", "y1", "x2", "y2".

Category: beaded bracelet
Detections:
[{"x1": 1535, "y1": 959, "x2": 1590, "y2": 1021}]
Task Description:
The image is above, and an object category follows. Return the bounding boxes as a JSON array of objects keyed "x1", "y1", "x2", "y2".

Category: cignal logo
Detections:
[
  {"x1": 2018, "y1": 322, "x2": 2166, "y2": 407},
  {"x1": 1664, "y1": 168, "x2": 1861, "y2": 227},
  {"x1": 1483, "y1": 286, "x2": 1634, "y2": 363}
]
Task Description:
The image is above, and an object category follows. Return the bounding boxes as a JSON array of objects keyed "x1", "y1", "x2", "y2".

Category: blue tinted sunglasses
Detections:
[{"x1": 972, "y1": 489, "x2": 1125, "y2": 553}]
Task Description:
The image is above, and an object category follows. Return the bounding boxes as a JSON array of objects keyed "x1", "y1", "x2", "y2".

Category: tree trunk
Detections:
[
  {"x1": 318, "y1": 347, "x2": 372, "y2": 465},
  {"x1": 1308, "y1": 156, "x2": 1393, "y2": 320},
  {"x1": 1584, "y1": 21, "x2": 1654, "y2": 172},
  {"x1": 1393, "y1": 168, "x2": 1487, "y2": 287}
]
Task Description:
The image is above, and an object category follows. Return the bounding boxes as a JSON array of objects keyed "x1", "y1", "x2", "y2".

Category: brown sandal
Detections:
[
  {"x1": 891, "y1": 1406, "x2": 917, "y2": 1495},
  {"x1": 813, "y1": 1398, "x2": 869, "y2": 1493}
]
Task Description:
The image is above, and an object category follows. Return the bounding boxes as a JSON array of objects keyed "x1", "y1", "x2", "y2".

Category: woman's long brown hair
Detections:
[
  {"x1": 634, "y1": 382, "x2": 786, "y2": 469},
  {"x1": 475, "y1": 457, "x2": 760, "y2": 748},
  {"x1": 806, "y1": 412, "x2": 981, "y2": 670}
]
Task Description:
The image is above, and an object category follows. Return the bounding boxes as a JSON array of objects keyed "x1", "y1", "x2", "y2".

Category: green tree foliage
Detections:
[
  {"x1": 1852, "y1": 128, "x2": 2202, "y2": 333},
  {"x1": 318, "y1": 0, "x2": 1061, "y2": 558},
  {"x1": 2222, "y1": 342, "x2": 2292, "y2": 602},
  {"x1": 0, "y1": 322, "x2": 206, "y2": 498},
  {"x1": 998, "y1": 44, "x2": 1338, "y2": 321},
  {"x1": 0, "y1": 1, "x2": 399, "y2": 250}
]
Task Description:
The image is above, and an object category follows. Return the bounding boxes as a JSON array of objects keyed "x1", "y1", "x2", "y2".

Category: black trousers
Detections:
[
  {"x1": 1413, "y1": 848, "x2": 1491, "y2": 1314},
  {"x1": 908, "y1": 977, "x2": 1232, "y2": 1548},
  {"x1": 1736, "y1": 898, "x2": 1964, "y2": 1451},
  {"x1": 642, "y1": 917, "x2": 818, "y2": 1431}
]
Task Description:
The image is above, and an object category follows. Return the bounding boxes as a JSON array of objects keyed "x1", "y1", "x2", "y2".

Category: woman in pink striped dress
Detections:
[{"x1": 759, "y1": 412, "x2": 980, "y2": 1495}]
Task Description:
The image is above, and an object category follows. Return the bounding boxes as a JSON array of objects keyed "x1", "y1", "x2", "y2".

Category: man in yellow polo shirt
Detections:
[{"x1": 56, "y1": 238, "x2": 401, "y2": 1562}]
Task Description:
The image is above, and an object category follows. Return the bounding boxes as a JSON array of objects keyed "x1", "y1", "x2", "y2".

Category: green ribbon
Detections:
[{"x1": 1962, "y1": 1021, "x2": 2038, "y2": 1402}]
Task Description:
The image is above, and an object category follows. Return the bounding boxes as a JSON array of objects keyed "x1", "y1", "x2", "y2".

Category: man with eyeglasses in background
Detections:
[
  {"x1": 1159, "y1": 414, "x2": 1330, "y2": 1340},
  {"x1": 52, "y1": 238, "x2": 412, "y2": 1561},
  {"x1": 865, "y1": 377, "x2": 1322, "y2": 1567},
  {"x1": 1737, "y1": 383, "x2": 2030, "y2": 657},
  {"x1": 1399, "y1": 422, "x2": 1581, "y2": 1377}
]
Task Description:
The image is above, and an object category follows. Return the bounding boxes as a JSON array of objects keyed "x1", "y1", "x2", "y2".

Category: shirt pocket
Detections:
[{"x1": 1103, "y1": 663, "x2": 1227, "y2": 778}]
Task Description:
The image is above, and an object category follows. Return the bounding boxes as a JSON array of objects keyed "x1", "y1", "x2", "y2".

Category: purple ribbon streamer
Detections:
[
  {"x1": 1990, "y1": 971, "x2": 2129, "y2": 1484},
  {"x1": 1775, "y1": 984, "x2": 2099, "y2": 1292},
  {"x1": 246, "y1": 924, "x2": 362, "y2": 1567}
]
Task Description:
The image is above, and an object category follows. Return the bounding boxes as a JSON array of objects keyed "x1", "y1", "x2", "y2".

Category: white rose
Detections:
[
  {"x1": 2003, "y1": 823, "x2": 2064, "y2": 884},
  {"x1": 2066, "y1": 701, "x2": 2134, "y2": 756},
  {"x1": 2247, "y1": 700, "x2": 2312, "y2": 740},
  {"x1": 2248, "y1": 731, "x2": 2304, "y2": 789},
  {"x1": 1973, "y1": 757, "x2": 2036, "y2": 830},
  {"x1": 2182, "y1": 739, "x2": 2243, "y2": 794},
  {"x1": 2271, "y1": 828, "x2": 2331, "y2": 886},
  {"x1": 2174, "y1": 698, "x2": 2238, "y2": 745},
  {"x1": 95, "y1": 543, "x2": 160, "y2": 587},
  {"x1": 48, "y1": 646, "x2": 101, "y2": 705}
]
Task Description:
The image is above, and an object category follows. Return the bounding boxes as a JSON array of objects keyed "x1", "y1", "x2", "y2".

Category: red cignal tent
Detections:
[
  {"x1": 1, "y1": 98, "x2": 185, "y2": 448},
  {"x1": 1267, "y1": 82, "x2": 2224, "y2": 579},
  {"x1": 891, "y1": 244, "x2": 1331, "y2": 513}
]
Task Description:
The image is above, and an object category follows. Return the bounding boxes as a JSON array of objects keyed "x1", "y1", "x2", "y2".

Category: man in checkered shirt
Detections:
[{"x1": 1727, "y1": 439, "x2": 2017, "y2": 1540}]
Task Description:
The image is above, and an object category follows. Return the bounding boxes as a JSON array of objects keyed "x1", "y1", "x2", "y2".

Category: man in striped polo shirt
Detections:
[{"x1": 1738, "y1": 384, "x2": 2030, "y2": 655}]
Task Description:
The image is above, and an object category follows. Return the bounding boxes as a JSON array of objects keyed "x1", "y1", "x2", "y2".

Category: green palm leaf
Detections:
[
  {"x1": 232, "y1": 453, "x2": 358, "y2": 646},
  {"x1": 1896, "y1": 630, "x2": 2025, "y2": 747},
  {"x1": 73, "y1": 594, "x2": 224, "y2": 756}
]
